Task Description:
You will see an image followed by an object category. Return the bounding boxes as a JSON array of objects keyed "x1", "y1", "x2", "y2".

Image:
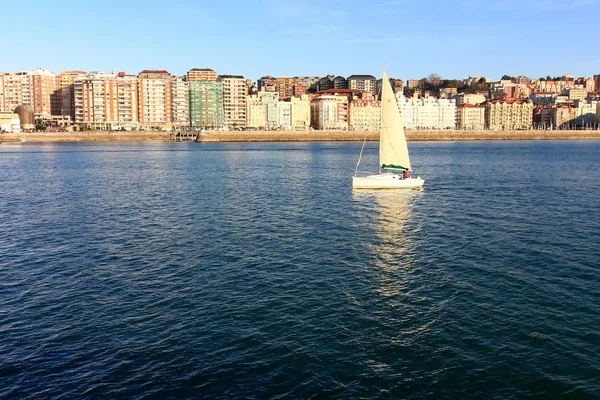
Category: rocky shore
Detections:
[{"x1": 1, "y1": 129, "x2": 599, "y2": 143}]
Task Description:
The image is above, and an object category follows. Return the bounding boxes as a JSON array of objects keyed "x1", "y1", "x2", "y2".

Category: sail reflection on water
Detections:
[{"x1": 354, "y1": 190, "x2": 420, "y2": 298}]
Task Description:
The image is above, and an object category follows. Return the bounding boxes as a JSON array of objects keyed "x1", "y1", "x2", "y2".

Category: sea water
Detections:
[{"x1": 1, "y1": 140, "x2": 599, "y2": 399}]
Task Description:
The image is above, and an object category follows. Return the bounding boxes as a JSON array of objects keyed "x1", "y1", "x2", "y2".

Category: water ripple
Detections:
[{"x1": 1, "y1": 141, "x2": 599, "y2": 399}]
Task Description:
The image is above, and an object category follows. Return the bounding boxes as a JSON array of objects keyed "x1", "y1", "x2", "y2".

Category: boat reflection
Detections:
[{"x1": 353, "y1": 190, "x2": 421, "y2": 298}]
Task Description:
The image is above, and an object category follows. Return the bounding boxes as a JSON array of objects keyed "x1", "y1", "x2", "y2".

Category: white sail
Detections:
[{"x1": 379, "y1": 70, "x2": 411, "y2": 171}]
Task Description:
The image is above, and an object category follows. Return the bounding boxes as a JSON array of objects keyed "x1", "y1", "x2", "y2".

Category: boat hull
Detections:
[{"x1": 352, "y1": 174, "x2": 424, "y2": 189}]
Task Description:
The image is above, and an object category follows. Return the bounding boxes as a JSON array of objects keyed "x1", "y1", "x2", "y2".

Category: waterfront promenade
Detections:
[{"x1": 1, "y1": 129, "x2": 599, "y2": 143}]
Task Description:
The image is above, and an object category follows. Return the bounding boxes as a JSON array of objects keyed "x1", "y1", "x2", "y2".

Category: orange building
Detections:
[{"x1": 187, "y1": 68, "x2": 217, "y2": 82}]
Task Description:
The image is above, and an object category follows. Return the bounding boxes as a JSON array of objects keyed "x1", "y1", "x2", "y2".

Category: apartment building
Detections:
[
  {"x1": 349, "y1": 96, "x2": 381, "y2": 131},
  {"x1": 136, "y1": 70, "x2": 173, "y2": 130},
  {"x1": 533, "y1": 105, "x2": 554, "y2": 129},
  {"x1": 347, "y1": 75, "x2": 377, "y2": 93},
  {"x1": 290, "y1": 94, "x2": 311, "y2": 129},
  {"x1": 28, "y1": 68, "x2": 61, "y2": 116},
  {"x1": 406, "y1": 79, "x2": 420, "y2": 89},
  {"x1": 217, "y1": 75, "x2": 247, "y2": 129},
  {"x1": 552, "y1": 105, "x2": 578, "y2": 129},
  {"x1": 564, "y1": 87, "x2": 587, "y2": 101},
  {"x1": 189, "y1": 81, "x2": 224, "y2": 129},
  {"x1": 73, "y1": 72, "x2": 140, "y2": 130},
  {"x1": 456, "y1": 104, "x2": 485, "y2": 130},
  {"x1": 377, "y1": 78, "x2": 404, "y2": 95},
  {"x1": 277, "y1": 101, "x2": 291, "y2": 129},
  {"x1": 310, "y1": 94, "x2": 348, "y2": 130},
  {"x1": 246, "y1": 91, "x2": 280, "y2": 129},
  {"x1": 534, "y1": 78, "x2": 574, "y2": 94},
  {"x1": 484, "y1": 99, "x2": 533, "y2": 130},
  {"x1": 171, "y1": 76, "x2": 190, "y2": 129},
  {"x1": 454, "y1": 93, "x2": 486, "y2": 106},
  {"x1": 317, "y1": 77, "x2": 332, "y2": 92},
  {"x1": 397, "y1": 95, "x2": 457, "y2": 129},
  {"x1": 187, "y1": 68, "x2": 217, "y2": 82},
  {"x1": 293, "y1": 83, "x2": 306, "y2": 96},
  {"x1": 293, "y1": 76, "x2": 320, "y2": 92},
  {"x1": 0, "y1": 72, "x2": 29, "y2": 113},
  {"x1": 275, "y1": 77, "x2": 295, "y2": 99},
  {"x1": 57, "y1": 70, "x2": 85, "y2": 121},
  {"x1": 74, "y1": 72, "x2": 112, "y2": 127},
  {"x1": 574, "y1": 100, "x2": 598, "y2": 127},
  {"x1": 246, "y1": 94, "x2": 267, "y2": 128},
  {"x1": 257, "y1": 76, "x2": 277, "y2": 92}
]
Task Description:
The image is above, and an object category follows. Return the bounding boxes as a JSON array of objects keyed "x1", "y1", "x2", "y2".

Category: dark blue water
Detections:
[{"x1": 1, "y1": 141, "x2": 599, "y2": 399}]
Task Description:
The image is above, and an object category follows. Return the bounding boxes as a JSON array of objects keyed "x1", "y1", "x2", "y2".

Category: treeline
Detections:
[{"x1": 404, "y1": 73, "x2": 488, "y2": 97}]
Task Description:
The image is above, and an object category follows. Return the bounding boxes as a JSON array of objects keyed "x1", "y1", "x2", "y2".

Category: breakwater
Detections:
[{"x1": 1, "y1": 129, "x2": 599, "y2": 143}]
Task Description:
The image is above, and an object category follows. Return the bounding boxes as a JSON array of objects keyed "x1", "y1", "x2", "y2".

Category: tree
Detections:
[
  {"x1": 427, "y1": 73, "x2": 442, "y2": 87},
  {"x1": 404, "y1": 87, "x2": 416, "y2": 97}
]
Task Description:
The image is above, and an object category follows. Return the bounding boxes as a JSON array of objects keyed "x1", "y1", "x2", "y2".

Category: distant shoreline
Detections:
[{"x1": 2, "y1": 130, "x2": 599, "y2": 143}]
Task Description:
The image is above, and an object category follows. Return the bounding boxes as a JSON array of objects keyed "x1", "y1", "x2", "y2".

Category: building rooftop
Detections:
[{"x1": 347, "y1": 75, "x2": 376, "y2": 80}]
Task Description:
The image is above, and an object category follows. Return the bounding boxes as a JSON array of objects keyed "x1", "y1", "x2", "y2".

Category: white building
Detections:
[
  {"x1": 171, "y1": 77, "x2": 190, "y2": 129},
  {"x1": 574, "y1": 100, "x2": 598, "y2": 127},
  {"x1": 456, "y1": 104, "x2": 485, "y2": 130},
  {"x1": 0, "y1": 112, "x2": 21, "y2": 132},
  {"x1": 291, "y1": 95, "x2": 311, "y2": 129},
  {"x1": 246, "y1": 94, "x2": 266, "y2": 128},
  {"x1": 397, "y1": 95, "x2": 456, "y2": 129},
  {"x1": 277, "y1": 101, "x2": 291, "y2": 129}
]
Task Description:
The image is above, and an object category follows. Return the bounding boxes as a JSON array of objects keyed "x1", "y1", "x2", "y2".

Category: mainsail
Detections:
[{"x1": 379, "y1": 70, "x2": 411, "y2": 171}]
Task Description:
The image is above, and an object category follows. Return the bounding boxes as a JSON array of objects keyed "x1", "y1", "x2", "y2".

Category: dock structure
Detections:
[{"x1": 170, "y1": 131, "x2": 198, "y2": 142}]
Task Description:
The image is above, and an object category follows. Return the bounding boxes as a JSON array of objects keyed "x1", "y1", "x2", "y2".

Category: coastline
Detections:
[{"x1": 1, "y1": 129, "x2": 599, "y2": 143}]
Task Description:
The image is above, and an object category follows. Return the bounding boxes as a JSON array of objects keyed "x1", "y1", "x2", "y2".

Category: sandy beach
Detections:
[{"x1": 1, "y1": 129, "x2": 599, "y2": 143}]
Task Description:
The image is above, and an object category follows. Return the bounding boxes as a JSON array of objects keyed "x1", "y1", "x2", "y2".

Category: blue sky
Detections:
[{"x1": 1, "y1": 0, "x2": 598, "y2": 82}]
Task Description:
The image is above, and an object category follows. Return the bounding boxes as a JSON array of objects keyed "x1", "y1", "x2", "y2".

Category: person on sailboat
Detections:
[{"x1": 403, "y1": 170, "x2": 410, "y2": 179}]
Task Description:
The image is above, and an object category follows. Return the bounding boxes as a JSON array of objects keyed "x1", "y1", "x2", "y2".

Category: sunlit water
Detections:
[{"x1": 1, "y1": 141, "x2": 599, "y2": 399}]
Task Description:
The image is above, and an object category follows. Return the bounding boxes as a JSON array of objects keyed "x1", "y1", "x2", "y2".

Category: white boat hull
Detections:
[{"x1": 352, "y1": 174, "x2": 424, "y2": 189}]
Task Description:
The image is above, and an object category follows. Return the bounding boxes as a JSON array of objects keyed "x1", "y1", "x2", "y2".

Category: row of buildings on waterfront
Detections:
[{"x1": 1, "y1": 68, "x2": 600, "y2": 133}]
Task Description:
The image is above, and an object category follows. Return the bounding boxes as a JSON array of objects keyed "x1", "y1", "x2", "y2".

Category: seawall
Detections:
[
  {"x1": 1, "y1": 130, "x2": 599, "y2": 143},
  {"x1": 199, "y1": 130, "x2": 600, "y2": 142}
]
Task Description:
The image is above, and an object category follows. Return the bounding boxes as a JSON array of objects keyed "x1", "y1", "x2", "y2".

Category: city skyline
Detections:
[{"x1": 2, "y1": 0, "x2": 599, "y2": 81}]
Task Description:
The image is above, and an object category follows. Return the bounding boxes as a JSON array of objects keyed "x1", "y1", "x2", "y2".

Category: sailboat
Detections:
[{"x1": 352, "y1": 69, "x2": 424, "y2": 189}]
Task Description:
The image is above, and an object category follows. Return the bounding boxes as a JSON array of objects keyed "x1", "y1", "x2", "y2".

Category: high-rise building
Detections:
[
  {"x1": 74, "y1": 72, "x2": 115, "y2": 128},
  {"x1": 171, "y1": 76, "x2": 190, "y2": 129},
  {"x1": 0, "y1": 69, "x2": 60, "y2": 116},
  {"x1": 275, "y1": 77, "x2": 295, "y2": 99},
  {"x1": 58, "y1": 70, "x2": 86, "y2": 121},
  {"x1": 73, "y1": 72, "x2": 140, "y2": 130},
  {"x1": 189, "y1": 81, "x2": 224, "y2": 129},
  {"x1": 217, "y1": 75, "x2": 247, "y2": 129},
  {"x1": 0, "y1": 72, "x2": 30, "y2": 113},
  {"x1": 137, "y1": 70, "x2": 173, "y2": 130}
]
